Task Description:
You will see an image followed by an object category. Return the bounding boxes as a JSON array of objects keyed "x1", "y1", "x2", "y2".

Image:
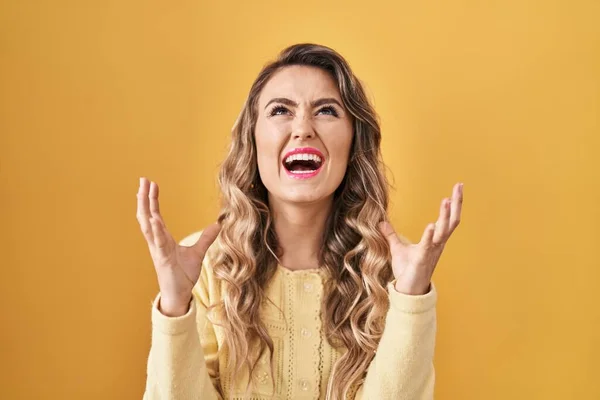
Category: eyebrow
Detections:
[{"x1": 264, "y1": 97, "x2": 344, "y2": 110}]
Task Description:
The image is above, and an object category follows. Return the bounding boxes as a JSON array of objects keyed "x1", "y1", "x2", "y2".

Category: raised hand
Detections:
[
  {"x1": 136, "y1": 177, "x2": 221, "y2": 316},
  {"x1": 380, "y1": 183, "x2": 463, "y2": 295}
]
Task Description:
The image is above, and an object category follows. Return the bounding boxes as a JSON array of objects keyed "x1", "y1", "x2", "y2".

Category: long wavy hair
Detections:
[{"x1": 212, "y1": 43, "x2": 392, "y2": 400}]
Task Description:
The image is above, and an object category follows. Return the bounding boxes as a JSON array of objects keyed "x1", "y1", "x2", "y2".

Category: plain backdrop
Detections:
[{"x1": 1, "y1": 0, "x2": 598, "y2": 399}]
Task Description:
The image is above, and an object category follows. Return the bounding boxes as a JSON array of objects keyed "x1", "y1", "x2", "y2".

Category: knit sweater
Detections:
[{"x1": 143, "y1": 232, "x2": 437, "y2": 400}]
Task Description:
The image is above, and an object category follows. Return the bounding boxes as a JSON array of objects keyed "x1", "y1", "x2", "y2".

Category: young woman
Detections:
[{"x1": 138, "y1": 43, "x2": 463, "y2": 400}]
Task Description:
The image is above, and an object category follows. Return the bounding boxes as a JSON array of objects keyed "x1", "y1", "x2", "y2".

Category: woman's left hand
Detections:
[{"x1": 380, "y1": 183, "x2": 464, "y2": 295}]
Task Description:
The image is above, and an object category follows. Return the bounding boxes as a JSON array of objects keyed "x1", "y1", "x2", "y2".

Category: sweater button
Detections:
[
  {"x1": 301, "y1": 327, "x2": 312, "y2": 338},
  {"x1": 299, "y1": 379, "x2": 311, "y2": 391},
  {"x1": 303, "y1": 282, "x2": 313, "y2": 292},
  {"x1": 255, "y1": 371, "x2": 269, "y2": 384}
]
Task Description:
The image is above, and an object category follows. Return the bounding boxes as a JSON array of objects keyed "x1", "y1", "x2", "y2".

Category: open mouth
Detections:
[{"x1": 282, "y1": 149, "x2": 324, "y2": 179}]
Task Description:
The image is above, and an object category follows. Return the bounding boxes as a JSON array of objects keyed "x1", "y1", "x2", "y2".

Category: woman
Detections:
[{"x1": 138, "y1": 43, "x2": 463, "y2": 400}]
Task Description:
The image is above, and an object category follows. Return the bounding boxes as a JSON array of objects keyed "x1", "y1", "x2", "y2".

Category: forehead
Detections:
[{"x1": 258, "y1": 65, "x2": 341, "y2": 106}]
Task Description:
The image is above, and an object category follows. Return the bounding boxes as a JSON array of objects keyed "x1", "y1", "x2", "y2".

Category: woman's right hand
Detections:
[{"x1": 136, "y1": 177, "x2": 221, "y2": 317}]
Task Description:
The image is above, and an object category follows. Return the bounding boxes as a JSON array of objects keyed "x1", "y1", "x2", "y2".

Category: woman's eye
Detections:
[
  {"x1": 317, "y1": 106, "x2": 338, "y2": 117},
  {"x1": 269, "y1": 106, "x2": 290, "y2": 116}
]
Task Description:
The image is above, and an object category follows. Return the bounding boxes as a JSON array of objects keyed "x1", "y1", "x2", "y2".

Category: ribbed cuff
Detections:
[
  {"x1": 151, "y1": 293, "x2": 197, "y2": 335},
  {"x1": 387, "y1": 280, "x2": 437, "y2": 314}
]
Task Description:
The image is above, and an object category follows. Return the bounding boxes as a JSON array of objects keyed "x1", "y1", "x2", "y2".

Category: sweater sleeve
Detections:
[
  {"x1": 143, "y1": 258, "x2": 222, "y2": 400},
  {"x1": 355, "y1": 281, "x2": 437, "y2": 400}
]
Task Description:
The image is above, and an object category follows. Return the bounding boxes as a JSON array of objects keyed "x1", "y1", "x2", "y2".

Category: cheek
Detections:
[
  {"x1": 254, "y1": 120, "x2": 285, "y2": 174},
  {"x1": 326, "y1": 127, "x2": 353, "y2": 169}
]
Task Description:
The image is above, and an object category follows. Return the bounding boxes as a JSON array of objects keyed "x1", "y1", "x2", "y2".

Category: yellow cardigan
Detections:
[{"x1": 143, "y1": 232, "x2": 437, "y2": 400}]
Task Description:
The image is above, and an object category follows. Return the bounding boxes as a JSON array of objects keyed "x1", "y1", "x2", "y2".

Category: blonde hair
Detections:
[{"x1": 212, "y1": 43, "x2": 392, "y2": 399}]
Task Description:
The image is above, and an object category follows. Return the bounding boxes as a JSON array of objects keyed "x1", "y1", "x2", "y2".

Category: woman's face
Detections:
[{"x1": 255, "y1": 65, "x2": 353, "y2": 205}]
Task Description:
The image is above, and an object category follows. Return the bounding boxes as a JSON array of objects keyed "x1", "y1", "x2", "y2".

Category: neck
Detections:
[{"x1": 269, "y1": 196, "x2": 333, "y2": 271}]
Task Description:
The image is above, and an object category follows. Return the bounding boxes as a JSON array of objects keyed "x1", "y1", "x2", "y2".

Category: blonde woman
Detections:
[{"x1": 138, "y1": 43, "x2": 463, "y2": 400}]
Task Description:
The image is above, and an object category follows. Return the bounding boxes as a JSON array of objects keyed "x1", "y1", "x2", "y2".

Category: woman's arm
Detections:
[
  {"x1": 359, "y1": 183, "x2": 461, "y2": 399},
  {"x1": 143, "y1": 240, "x2": 222, "y2": 400},
  {"x1": 355, "y1": 282, "x2": 437, "y2": 400}
]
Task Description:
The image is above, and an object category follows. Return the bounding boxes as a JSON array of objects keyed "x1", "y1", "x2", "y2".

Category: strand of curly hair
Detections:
[{"x1": 208, "y1": 43, "x2": 393, "y2": 400}]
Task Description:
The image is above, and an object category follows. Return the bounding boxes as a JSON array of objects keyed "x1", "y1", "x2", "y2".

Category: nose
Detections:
[{"x1": 291, "y1": 117, "x2": 315, "y2": 141}]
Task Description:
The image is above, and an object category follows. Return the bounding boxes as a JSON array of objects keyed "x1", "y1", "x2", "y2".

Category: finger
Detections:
[
  {"x1": 378, "y1": 221, "x2": 403, "y2": 249},
  {"x1": 420, "y1": 222, "x2": 436, "y2": 248},
  {"x1": 148, "y1": 180, "x2": 171, "y2": 238},
  {"x1": 191, "y1": 222, "x2": 222, "y2": 258},
  {"x1": 432, "y1": 198, "x2": 450, "y2": 244},
  {"x1": 149, "y1": 180, "x2": 161, "y2": 217},
  {"x1": 449, "y1": 182, "x2": 463, "y2": 233},
  {"x1": 149, "y1": 215, "x2": 170, "y2": 250},
  {"x1": 136, "y1": 177, "x2": 154, "y2": 242}
]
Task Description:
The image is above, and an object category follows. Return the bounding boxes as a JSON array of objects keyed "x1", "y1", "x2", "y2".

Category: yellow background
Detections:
[{"x1": 1, "y1": 0, "x2": 598, "y2": 399}]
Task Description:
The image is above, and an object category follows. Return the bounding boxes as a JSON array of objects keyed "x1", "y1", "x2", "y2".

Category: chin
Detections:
[
  {"x1": 261, "y1": 172, "x2": 345, "y2": 206},
  {"x1": 287, "y1": 193, "x2": 327, "y2": 204},
  {"x1": 271, "y1": 187, "x2": 334, "y2": 205}
]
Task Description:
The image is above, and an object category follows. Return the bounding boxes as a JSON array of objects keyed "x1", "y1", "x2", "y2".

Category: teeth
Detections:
[{"x1": 284, "y1": 153, "x2": 323, "y2": 164}]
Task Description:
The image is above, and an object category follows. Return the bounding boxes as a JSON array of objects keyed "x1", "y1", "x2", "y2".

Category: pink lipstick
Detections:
[{"x1": 281, "y1": 147, "x2": 325, "y2": 180}]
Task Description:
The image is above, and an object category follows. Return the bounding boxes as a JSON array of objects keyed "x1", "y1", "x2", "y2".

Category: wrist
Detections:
[
  {"x1": 158, "y1": 293, "x2": 192, "y2": 317},
  {"x1": 394, "y1": 280, "x2": 430, "y2": 296}
]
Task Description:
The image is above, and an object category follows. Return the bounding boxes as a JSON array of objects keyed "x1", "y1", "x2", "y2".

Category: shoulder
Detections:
[
  {"x1": 179, "y1": 230, "x2": 222, "y2": 301},
  {"x1": 178, "y1": 230, "x2": 203, "y2": 246},
  {"x1": 178, "y1": 230, "x2": 221, "y2": 264}
]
